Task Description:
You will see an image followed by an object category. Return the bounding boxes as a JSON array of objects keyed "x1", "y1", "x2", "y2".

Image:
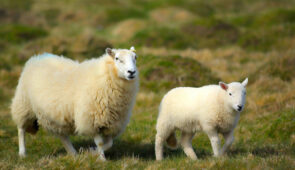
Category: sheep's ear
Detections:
[
  {"x1": 219, "y1": 81, "x2": 228, "y2": 91},
  {"x1": 130, "y1": 46, "x2": 136, "y2": 52},
  {"x1": 242, "y1": 77, "x2": 248, "y2": 87},
  {"x1": 106, "y1": 48, "x2": 115, "y2": 58}
]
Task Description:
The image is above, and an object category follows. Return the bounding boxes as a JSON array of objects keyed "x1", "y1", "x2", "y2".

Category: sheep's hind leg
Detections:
[
  {"x1": 180, "y1": 132, "x2": 197, "y2": 160},
  {"x1": 94, "y1": 135, "x2": 106, "y2": 161},
  {"x1": 18, "y1": 128, "x2": 26, "y2": 157},
  {"x1": 59, "y1": 136, "x2": 77, "y2": 155}
]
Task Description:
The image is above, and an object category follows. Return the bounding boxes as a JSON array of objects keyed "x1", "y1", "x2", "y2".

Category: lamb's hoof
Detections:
[
  {"x1": 19, "y1": 153, "x2": 26, "y2": 158},
  {"x1": 156, "y1": 157, "x2": 163, "y2": 161},
  {"x1": 213, "y1": 154, "x2": 222, "y2": 158}
]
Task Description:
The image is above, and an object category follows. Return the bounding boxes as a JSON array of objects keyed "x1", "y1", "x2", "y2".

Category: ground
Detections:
[{"x1": 0, "y1": 0, "x2": 294, "y2": 169}]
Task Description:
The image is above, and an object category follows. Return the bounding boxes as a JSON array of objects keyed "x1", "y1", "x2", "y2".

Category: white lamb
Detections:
[
  {"x1": 155, "y1": 78, "x2": 248, "y2": 160},
  {"x1": 11, "y1": 47, "x2": 139, "y2": 160}
]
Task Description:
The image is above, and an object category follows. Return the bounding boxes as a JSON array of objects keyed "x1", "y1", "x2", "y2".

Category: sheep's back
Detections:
[{"x1": 18, "y1": 54, "x2": 80, "y2": 135}]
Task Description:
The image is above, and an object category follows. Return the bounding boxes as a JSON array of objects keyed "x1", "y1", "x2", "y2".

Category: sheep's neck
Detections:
[{"x1": 92, "y1": 59, "x2": 137, "y2": 136}]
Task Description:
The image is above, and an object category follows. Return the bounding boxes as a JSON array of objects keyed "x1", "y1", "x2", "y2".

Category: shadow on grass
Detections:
[
  {"x1": 53, "y1": 138, "x2": 285, "y2": 160},
  {"x1": 228, "y1": 145, "x2": 281, "y2": 158},
  {"x1": 67, "y1": 139, "x2": 211, "y2": 160}
]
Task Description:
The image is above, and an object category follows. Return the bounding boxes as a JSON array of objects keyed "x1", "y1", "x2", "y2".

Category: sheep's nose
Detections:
[
  {"x1": 128, "y1": 70, "x2": 136, "y2": 75},
  {"x1": 237, "y1": 105, "x2": 243, "y2": 111}
]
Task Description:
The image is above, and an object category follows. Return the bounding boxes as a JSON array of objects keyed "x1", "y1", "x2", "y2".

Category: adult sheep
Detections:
[
  {"x1": 11, "y1": 47, "x2": 139, "y2": 160},
  {"x1": 155, "y1": 78, "x2": 248, "y2": 160}
]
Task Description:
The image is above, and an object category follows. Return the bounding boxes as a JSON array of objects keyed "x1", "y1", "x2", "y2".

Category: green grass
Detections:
[
  {"x1": 250, "y1": 55, "x2": 295, "y2": 82},
  {"x1": 138, "y1": 55, "x2": 219, "y2": 92},
  {"x1": 0, "y1": 24, "x2": 48, "y2": 44},
  {"x1": 0, "y1": 0, "x2": 295, "y2": 169}
]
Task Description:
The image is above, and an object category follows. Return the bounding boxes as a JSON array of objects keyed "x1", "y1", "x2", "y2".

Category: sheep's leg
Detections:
[
  {"x1": 207, "y1": 131, "x2": 221, "y2": 157},
  {"x1": 94, "y1": 135, "x2": 106, "y2": 161},
  {"x1": 59, "y1": 136, "x2": 77, "y2": 155},
  {"x1": 180, "y1": 132, "x2": 197, "y2": 160},
  {"x1": 220, "y1": 131, "x2": 234, "y2": 155},
  {"x1": 102, "y1": 136, "x2": 113, "y2": 151},
  {"x1": 18, "y1": 128, "x2": 26, "y2": 157}
]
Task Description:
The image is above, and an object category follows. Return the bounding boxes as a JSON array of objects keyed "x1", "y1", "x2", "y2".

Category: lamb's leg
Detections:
[
  {"x1": 180, "y1": 132, "x2": 197, "y2": 160},
  {"x1": 155, "y1": 133, "x2": 165, "y2": 161},
  {"x1": 18, "y1": 128, "x2": 26, "y2": 157},
  {"x1": 59, "y1": 136, "x2": 77, "y2": 155},
  {"x1": 94, "y1": 135, "x2": 106, "y2": 161},
  {"x1": 220, "y1": 131, "x2": 234, "y2": 155},
  {"x1": 207, "y1": 131, "x2": 221, "y2": 157}
]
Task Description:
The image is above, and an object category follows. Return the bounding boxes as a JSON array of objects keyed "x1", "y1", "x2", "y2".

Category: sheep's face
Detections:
[
  {"x1": 106, "y1": 47, "x2": 138, "y2": 81},
  {"x1": 219, "y1": 78, "x2": 248, "y2": 112}
]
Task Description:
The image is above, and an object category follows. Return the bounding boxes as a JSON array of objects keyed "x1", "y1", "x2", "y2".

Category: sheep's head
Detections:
[
  {"x1": 219, "y1": 78, "x2": 248, "y2": 112},
  {"x1": 106, "y1": 47, "x2": 138, "y2": 81}
]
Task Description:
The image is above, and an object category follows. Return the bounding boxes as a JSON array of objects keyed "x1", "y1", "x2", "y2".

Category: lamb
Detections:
[
  {"x1": 11, "y1": 47, "x2": 139, "y2": 160},
  {"x1": 155, "y1": 78, "x2": 248, "y2": 160}
]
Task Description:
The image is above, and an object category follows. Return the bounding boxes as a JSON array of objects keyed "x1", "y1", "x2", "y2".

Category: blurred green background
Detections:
[{"x1": 0, "y1": 0, "x2": 294, "y2": 169}]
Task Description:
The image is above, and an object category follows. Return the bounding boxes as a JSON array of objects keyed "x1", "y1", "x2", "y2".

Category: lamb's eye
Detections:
[
  {"x1": 115, "y1": 57, "x2": 119, "y2": 60},
  {"x1": 229, "y1": 93, "x2": 232, "y2": 96}
]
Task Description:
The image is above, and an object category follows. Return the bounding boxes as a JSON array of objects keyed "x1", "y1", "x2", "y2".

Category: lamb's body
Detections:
[
  {"x1": 158, "y1": 86, "x2": 239, "y2": 134},
  {"x1": 11, "y1": 51, "x2": 138, "y2": 158},
  {"x1": 155, "y1": 79, "x2": 247, "y2": 160}
]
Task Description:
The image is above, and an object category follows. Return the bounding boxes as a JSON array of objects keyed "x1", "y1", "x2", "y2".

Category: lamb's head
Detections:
[
  {"x1": 106, "y1": 46, "x2": 138, "y2": 81},
  {"x1": 219, "y1": 78, "x2": 248, "y2": 112}
]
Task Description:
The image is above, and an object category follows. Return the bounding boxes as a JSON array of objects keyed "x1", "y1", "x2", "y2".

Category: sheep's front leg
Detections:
[
  {"x1": 102, "y1": 136, "x2": 113, "y2": 151},
  {"x1": 94, "y1": 135, "x2": 106, "y2": 161},
  {"x1": 207, "y1": 131, "x2": 221, "y2": 157},
  {"x1": 18, "y1": 128, "x2": 26, "y2": 157},
  {"x1": 59, "y1": 136, "x2": 77, "y2": 155},
  {"x1": 220, "y1": 131, "x2": 234, "y2": 155}
]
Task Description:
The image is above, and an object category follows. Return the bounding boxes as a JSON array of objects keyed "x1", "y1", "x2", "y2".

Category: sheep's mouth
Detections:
[{"x1": 128, "y1": 75, "x2": 135, "y2": 79}]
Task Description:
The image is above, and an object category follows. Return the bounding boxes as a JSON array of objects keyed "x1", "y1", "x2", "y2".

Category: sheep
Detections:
[
  {"x1": 11, "y1": 47, "x2": 139, "y2": 160},
  {"x1": 155, "y1": 78, "x2": 248, "y2": 160}
]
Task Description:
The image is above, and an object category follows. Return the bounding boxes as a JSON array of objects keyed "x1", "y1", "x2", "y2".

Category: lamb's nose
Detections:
[
  {"x1": 128, "y1": 70, "x2": 136, "y2": 75},
  {"x1": 237, "y1": 105, "x2": 242, "y2": 111}
]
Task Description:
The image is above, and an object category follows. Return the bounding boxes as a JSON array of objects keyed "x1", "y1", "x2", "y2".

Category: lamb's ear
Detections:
[
  {"x1": 106, "y1": 48, "x2": 115, "y2": 58},
  {"x1": 219, "y1": 81, "x2": 228, "y2": 91},
  {"x1": 130, "y1": 46, "x2": 136, "y2": 52},
  {"x1": 242, "y1": 77, "x2": 248, "y2": 87}
]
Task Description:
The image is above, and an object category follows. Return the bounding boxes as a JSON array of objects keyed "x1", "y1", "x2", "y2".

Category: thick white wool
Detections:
[
  {"x1": 157, "y1": 85, "x2": 239, "y2": 134},
  {"x1": 11, "y1": 53, "x2": 138, "y2": 138},
  {"x1": 155, "y1": 79, "x2": 247, "y2": 160}
]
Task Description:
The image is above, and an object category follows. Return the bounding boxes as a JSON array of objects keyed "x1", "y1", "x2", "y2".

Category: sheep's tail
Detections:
[{"x1": 165, "y1": 132, "x2": 178, "y2": 150}]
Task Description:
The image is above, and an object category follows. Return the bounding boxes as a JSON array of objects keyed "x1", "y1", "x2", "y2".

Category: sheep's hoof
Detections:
[
  {"x1": 189, "y1": 156, "x2": 198, "y2": 161},
  {"x1": 97, "y1": 154, "x2": 106, "y2": 162}
]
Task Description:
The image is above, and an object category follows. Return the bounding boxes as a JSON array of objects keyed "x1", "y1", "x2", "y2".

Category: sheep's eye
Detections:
[
  {"x1": 115, "y1": 57, "x2": 119, "y2": 60},
  {"x1": 229, "y1": 93, "x2": 232, "y2": 96}
]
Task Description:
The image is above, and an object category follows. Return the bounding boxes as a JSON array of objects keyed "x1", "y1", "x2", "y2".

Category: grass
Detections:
[
  {"x1": 138, "y1": 55, "x2": 219, "y2": 92},
  {"x1": 0, "y1": 24, "x2": 48, "y2": 44},
  {"x1": 0, "y1": 0, "x2": 295, "y2": 169}
]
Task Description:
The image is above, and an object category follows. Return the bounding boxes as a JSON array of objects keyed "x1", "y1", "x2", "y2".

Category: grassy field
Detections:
[{"x1": 0, "y1": 0, "x2": 295, "y2": 169}]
